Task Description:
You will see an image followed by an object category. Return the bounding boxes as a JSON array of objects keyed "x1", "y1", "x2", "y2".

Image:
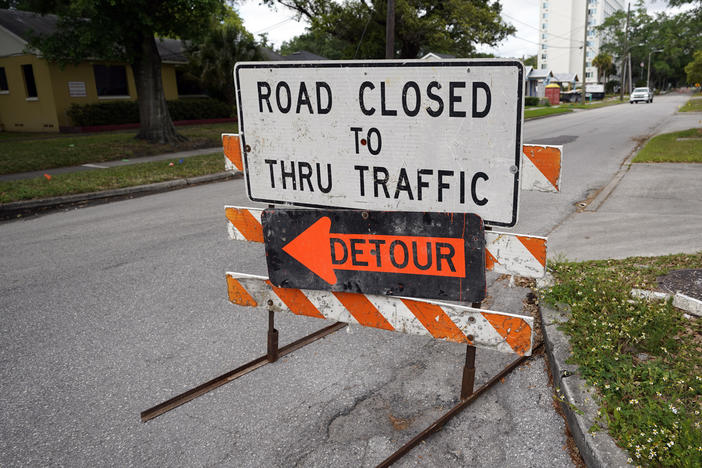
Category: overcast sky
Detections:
[{"x1": 237, "y1": 0, "x2": 683, "y2": 58}]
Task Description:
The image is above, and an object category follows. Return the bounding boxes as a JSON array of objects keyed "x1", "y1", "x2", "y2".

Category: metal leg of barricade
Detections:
[{"x1": 140, "y1": 312, "x2": 346, "y2": 423}]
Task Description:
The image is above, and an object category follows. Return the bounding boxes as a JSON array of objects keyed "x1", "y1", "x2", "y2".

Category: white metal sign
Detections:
[{"x1": 234, "y1": 60, "x2": 524, "y2": 227}]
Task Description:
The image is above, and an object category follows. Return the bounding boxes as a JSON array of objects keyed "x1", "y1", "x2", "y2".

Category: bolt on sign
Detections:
[
  {"x1": 234, "y1": 60, "x2": 524, "y2": 227},
  {"x1": 263, "y1": 209, "x2": 486, "y2": 302}
]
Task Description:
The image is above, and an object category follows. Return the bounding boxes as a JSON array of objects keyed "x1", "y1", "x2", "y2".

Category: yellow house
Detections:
[{"x1": 0, "y1": 9, "x2": 193, "y2": 132}]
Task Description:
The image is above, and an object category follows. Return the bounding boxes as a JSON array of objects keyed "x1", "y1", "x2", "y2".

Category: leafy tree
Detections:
[
  {"x1": 279, "y1": 30, "x2": 347, "y2": 59},
  {"x1": 187, "y1": 8, "x2": 261, "y2": 106},
  {"x1": 685, "y1": 50, "x2": 702, "y2": 84},
  {"x1": 27, "y1": 0, "x2": 225, "y2": 144},
  {"x1": 264, "y1": 0, "x2": 515, "y2": 59},
  {"x1": 522, "y1": 55, "x2": 537, "y2": 68},
  {"x1": 597, "y1": 1, "x2": 701, "y2": 89},
  {"x1": 592, "y1": 52, "x2": 614, "y2": 83}
]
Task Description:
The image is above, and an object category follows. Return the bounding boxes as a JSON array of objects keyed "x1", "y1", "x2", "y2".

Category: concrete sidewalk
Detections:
[
  {"x1": 548, "y1": 110, "x2": 702, "y2": 261},
  {"x1": 549, "y1": 162, "x2": 702, "y2": 261},
  {"x1": 0, "y1": 146, "x2": 221, "y2": 182}
]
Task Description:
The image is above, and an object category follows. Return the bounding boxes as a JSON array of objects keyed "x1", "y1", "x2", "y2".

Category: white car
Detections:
[{"x1": 630, "y1": 87, "x2": 653, "y2": 103}]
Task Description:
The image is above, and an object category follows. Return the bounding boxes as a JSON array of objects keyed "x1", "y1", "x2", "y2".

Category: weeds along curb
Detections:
[
  {"x1": 539, "y1": 301, "x2": 633, "y2": 468},
  {"x1": 0, "y1": 172, "x2": 241, "y2": 220}
]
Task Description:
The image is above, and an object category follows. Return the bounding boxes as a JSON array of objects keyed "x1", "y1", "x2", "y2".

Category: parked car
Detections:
[{"x1": 630, "y1": 87, "x2": 653, "y2": 104}]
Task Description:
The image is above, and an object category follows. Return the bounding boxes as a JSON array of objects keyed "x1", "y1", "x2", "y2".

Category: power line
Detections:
[
  {"x1": 503, "y1": 12, "x2": 577, "y2": 43},
  {"x1": 253, "y1": 15, "x2": 297, "y2": 35}
]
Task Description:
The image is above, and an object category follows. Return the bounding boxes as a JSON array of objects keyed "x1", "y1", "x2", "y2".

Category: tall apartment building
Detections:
[{"x1": 537, "y1": 0, "x2": 625, "y2": 84}]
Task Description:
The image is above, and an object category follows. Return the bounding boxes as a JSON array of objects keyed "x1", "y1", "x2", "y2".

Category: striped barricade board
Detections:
[
  {"x1": 224, "y1": 133, "x2": 563, "y2": 194},
  {"x1": 226, "y1": 272, "x2": 533, "y2": 356},
  {"x1": 521, "y1": 144, "x2": 563, "y2": 193},
  {"x1": 225, "y1": 206, "x2": 547, "y2": 279}
]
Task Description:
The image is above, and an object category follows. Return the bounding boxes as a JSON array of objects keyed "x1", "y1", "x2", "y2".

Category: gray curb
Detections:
[
  {"x1": 539, "y1": 302, "x2": 633, "y2": 468},
  {"x1": 0, "y1": 171, "x2": 241, "y2": 218}
]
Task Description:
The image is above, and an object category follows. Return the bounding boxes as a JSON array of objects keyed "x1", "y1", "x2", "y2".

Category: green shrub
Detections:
[
  {"x1": 525, "y1": 96, "x2": 540, "y2": 106},
  {"x1": 67, "y1": 101, "x2": 139, "y2": 126},
  {"x1": 66, "y1": 98, "x2": 233, "y2": 126},
  {"x1": 167, "y1": 98, "x2": 233, "y2": 121}
]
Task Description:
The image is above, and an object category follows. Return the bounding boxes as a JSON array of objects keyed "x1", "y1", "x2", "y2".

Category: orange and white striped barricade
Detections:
[
  {"x1": 226, "y1": 272, "x2": 533, "y2": 356},
  {"x1": 222, "y1": 133, "x2": 243, "y2": 174},
  {"x1": 225, "y1": 206, "x2": 548, "y2": 279},
  {"x1": 521, "y1": 144, "x2": 563, "y2": 193}
]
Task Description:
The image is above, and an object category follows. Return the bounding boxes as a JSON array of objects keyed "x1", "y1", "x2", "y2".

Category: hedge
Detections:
[
  {"x1": 524, "y1": 96, "x2": 552, "y2": 107},
  {"x1": 66, "y1": 98, "x2": 233, "y2": 126}
]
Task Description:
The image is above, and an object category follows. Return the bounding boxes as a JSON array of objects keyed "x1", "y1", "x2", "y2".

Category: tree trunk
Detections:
[{"x1": 132, "y1": 32, "x2": 185, "y2": 144}]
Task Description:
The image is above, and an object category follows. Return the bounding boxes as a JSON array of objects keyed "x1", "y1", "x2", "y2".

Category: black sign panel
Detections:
[{"x1": 262, "y1": 209, "x2": 485, "y2": 302}]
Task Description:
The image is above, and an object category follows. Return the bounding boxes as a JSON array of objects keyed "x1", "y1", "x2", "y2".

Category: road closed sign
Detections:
[{"x1": 235, "y1": 60, "x2": 524, "y2": 226}]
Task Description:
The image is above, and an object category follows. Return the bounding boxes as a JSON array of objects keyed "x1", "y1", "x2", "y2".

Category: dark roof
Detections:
[
  {"x1": 281, "y1": 50, "x2": 327, "y2": 61},
  {"x1": 0, "y1": 8, "x2": 57, "y2": 40},
  {"x1": 0, "y1": 8, "x2": 187, "y2": 63},
  {"x1": 258, "y1": 47, "x2": 285, "y2": 61},
  {"x1": 155, "y1": 38, "x2": 187, "y2": 64}
]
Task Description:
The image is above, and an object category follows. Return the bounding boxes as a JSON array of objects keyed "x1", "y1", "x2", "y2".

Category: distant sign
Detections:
[
  {"x1": 235, "y1": 60, "x2": 524, "y2": 227},
  {"x1": 262, "y1": 209, "x2": 486, "y2": 302}
]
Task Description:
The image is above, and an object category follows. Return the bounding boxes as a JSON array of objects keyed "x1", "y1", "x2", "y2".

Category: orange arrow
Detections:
[{"x1": 282, "y1": 216, "x2": 467, "y2": 285}]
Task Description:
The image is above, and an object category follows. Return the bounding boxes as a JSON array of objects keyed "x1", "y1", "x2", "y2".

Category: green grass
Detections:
[
  {"x1": 542, "y1": 253, "x2": 702, "y2": 467},
  {"x1": 679, "y1": 98, "x2": 702, "y2": 112},
  {"x1": 633, "y1": 128, "x2": 702, "y2": 163},
  {"x1": 562, "y1": 98, "x2": 627, "y2": 110},
  {"x1": 0, "y1": 123, "x2": 236, "y2": 175},
  {"x1": 0, "y1": 153, "x2": 224, "y2": 203},
  {"x1": 524, "y1": 107, "x2": 574, "y2": 119}
]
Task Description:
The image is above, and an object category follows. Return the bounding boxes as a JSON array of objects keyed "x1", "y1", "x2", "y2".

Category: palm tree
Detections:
[{"x1": 592, "y1": 53, "x2": 613, "y2": 84}]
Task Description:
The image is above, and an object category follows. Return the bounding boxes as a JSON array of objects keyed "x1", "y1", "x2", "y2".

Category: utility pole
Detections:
[
  {"x1": 385, "y1": 0, "x2": 395, "y2": 59},
  {"x1": 582, "y1": 0, "x2": 589, "y2": 103},
  {"x1": 620, "y1": 2, "x2": 630, "y2": 101}
]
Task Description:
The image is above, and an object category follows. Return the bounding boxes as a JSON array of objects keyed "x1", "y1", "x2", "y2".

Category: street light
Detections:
[{"x1": 647, "y1": 48, "x2": 664, "y2": 89}]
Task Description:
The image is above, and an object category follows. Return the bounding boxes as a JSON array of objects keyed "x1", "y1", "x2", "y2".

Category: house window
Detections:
[
  {"x1": 542, "y1": 44, "x2": 547, "y2": 49},
  {"x1": 586, "y1": 72, "x2": 593, "y2": 78},
  {"x1": 541, "y1": 64, "x2": 547, "y2": 69},
  {"x1": 542, "y1": 33, "x2": 547, "y2": 39},
  {"x1": 0, "y1": 67, "x2": 8, "y2": 93},
  {"x1": 542, "y1": 53, "x2": 547, "y2": 60},
  {"x1": 22, "y1": 64, "x2": 38, "y2": 98},
  {"x1": 93, "y1": 65, "x2": 128, "y2": 97},
  {"x1": 543, "y1": 13, "x2": 548, "y2": 18},
  {"x1": 542, "y1": 23, "x2": 547, "y2": 29},
  {"x1": 543, "y1": 1, "x2": 548, "y2": 8}
]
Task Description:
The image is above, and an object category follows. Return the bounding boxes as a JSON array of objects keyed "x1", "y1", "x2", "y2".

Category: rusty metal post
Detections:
[
  {"x1": 461, "y1": 344, "x2": 477, "y2": 399},
  {"x1": 267, "y1": 308, "x2": 279, "y2": 362},
  {"x1": 460, "y1": 300, "x2": 481, "y2": 399}
]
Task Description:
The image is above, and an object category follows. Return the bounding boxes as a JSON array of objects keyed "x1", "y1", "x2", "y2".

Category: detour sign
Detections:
[{"x1": 262, "y1": 209, "x2": 486, "y2": 302}]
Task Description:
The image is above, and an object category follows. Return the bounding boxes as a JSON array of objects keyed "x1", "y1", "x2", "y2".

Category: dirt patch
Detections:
[{"x1": 658, "y1": 269, "x2": 702, "y2": 300}]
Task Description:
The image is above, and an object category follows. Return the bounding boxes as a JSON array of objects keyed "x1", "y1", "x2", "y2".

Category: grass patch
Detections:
[
  {"x1": 524, "y1": 107, "x2": 574, "y2": 119},
  {"x1": 0, "y1": 123, "x2": 236, "y2": 175},
  {"x1": 633, "y1": 128, "x2": 702, "y2": 163},
  {"x1": 563, "y1": 99, "x2": 627, "y2": 110},
  {"x1": 0, "y1": 153, "x2": 224, "y2": 203},
  {"x1": 542, "y1": 253, "x2": 702, "y2": 467},
  {"x1": 679, "y1": 98, "x2": 702, "y2": 112}
]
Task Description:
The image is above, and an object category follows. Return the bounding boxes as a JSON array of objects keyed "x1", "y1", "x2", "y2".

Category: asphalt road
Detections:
[{"x1": 0, "y1": 93, "x2": 691, "y2": 467}]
